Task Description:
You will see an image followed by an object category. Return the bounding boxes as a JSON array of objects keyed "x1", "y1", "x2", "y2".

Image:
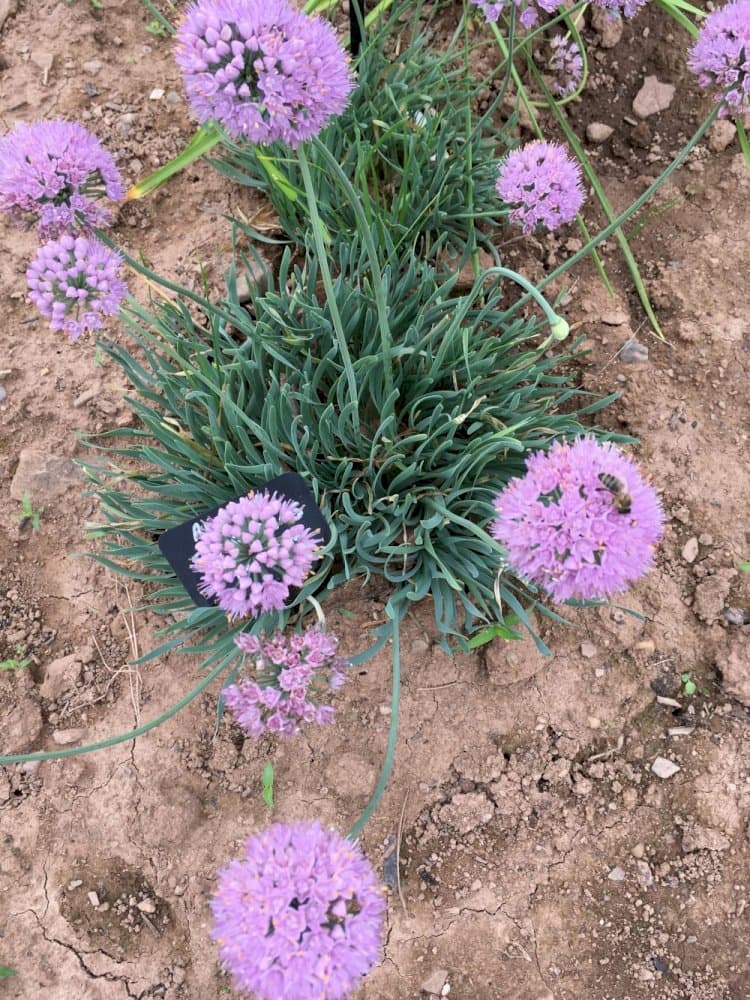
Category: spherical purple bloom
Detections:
[
  {"x1": 549, "y1": 34, "x2": 583, "y2": 98},
  {"x1": 496, "y1": 140, "x2": 584, "y2": 234},
  {"x1": 490, "y1": 437, "x2": 664, "y2": 602},
  {"x1": 191, "y1": 490, "x2": 320, "y2": 619},
  {"x1": 0, "y1": 120, "x2": 123, "y2": 236},
  {"x1": 469, "y1": 0, "x2": 561, "y2": 29},
  {"x1": 688, "y1": 0, "x2": 750, "y2": 117},
  {"x1": 226, "y1": 626, "x2": 348, "y2": 739},
  {"x1": 175, "y1": 0, "x2": 355, "y2": 147},
  {"x1": 590, "y1": 0, "x2": 648, "y2": 18},
  {"x1": 26, "y1": 235, "x2": 127, "y2": 342},
  {"x1": 211, "y1": 821, "x2": 385, "y2": 999}
]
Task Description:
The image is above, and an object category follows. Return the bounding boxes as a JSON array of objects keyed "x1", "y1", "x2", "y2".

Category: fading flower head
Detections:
[
  {"x1": 191, "y1": 490, "x2": 319, "y2": 618},
  {"x1": 227, "y1": 626, "x2": 348, "y2": 739},
  {"x1": 590, "y1": 0, "x2": 649, "y2": 17},
  {"x1": 175, "y1": 0, "x2": 354, "y2": 146},
  {"x1": 490, "y1": 437, "x2": 664, "y2": 602},
  {"x1": 469, "y1": 0, "x2": 561, "y2": 29},
  {"x1": 688, "y1": 0, "x2": 750, "y2": 117},
  {"x1": 212, "y1": 820, "x2": 385, "y2": 1000},
  {"x1": 548, "y1": 34, "x2": 583, "y2": 97},
  {"x1": 0, "y1": 120, "x2": 123, "y2": 236},
  {"x1": 26, "y1": 235, "x2": 127, "y2": 342},
  {"x1": 496, "y1": 140, "x2": 584, "y2": 233}
]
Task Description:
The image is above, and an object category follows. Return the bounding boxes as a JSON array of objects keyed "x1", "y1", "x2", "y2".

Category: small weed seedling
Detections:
[
  {"x1": 0, "y1": 644, "x2": 31, "y2": 671},
  {"x1": 15, "y1": 492, "x2": 43, "y2": 532},
  {"x1": 681, "y1": 672, "x2": 697, "y2": 696},
  {"x1": 0, "y1": 966, "x2": 16, "y2": 978}
]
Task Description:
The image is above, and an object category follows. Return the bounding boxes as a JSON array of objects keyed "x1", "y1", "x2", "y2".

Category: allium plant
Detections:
[
  {"x1": 191, "y1": 491, "x2": 320, "y2": 619},
  {"x1": 211, "y1": 821, "x2": 385, "y2": 1000},
  {"x1": 490, "y1": 438, "x2": 664, "y2": 602},
  {"x1": 688, "y1": 0, "x2": 750, "y2": 117},
  {"x1": 496, "y1": 141, "x2": 585, "y2": 233},
  {"x1": 549, "y1": 35, "x2": 584, "y2": 98},
  {"x1": 225, "y1": 627, "x2": 347, "y2": 738},
  {"x1": 175, "y1": 0, "x2": 354, "y2": 146},
  {"x1": 0, "y1": 120, "x2": 123, "y2": 236},
  {"x1": 26, "y1": 235, "x2": 127, "y2": 341}
]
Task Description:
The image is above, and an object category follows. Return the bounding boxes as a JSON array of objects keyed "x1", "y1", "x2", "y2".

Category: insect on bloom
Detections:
[
  {"x1": 175, "y1": 0, "x2": 355, "y2": 146},
  {"x1": 490, "y1": 437, "x2": 664, "y2": 603},
  {"x1": 211, "y1": 821, "x2": 385, "y2": 1000}
]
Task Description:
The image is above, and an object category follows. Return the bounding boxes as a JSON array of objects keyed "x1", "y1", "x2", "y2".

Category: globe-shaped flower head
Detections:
[
  {"x1": 490, "y1": 437, "x2": 664, "y2": 602},
  {"x1": 175, "y1": 0, "x2": 355, "y2": 146},
  {"x1": 496, "y1": 141, "x2": 584, "y2": 234},
  {"x1": 227, "y1": 626, "x2": 348, "y2": 738},
  {"x1": 191, "y1": 490, "x2": 320, "y2": 619},
  {"x1": 0, "y1": 120, "x2": 123, "y2": 236},
  {"x1": 688, "y1": 0, "x2": 750, "y2": 117},
  {"x1": 26, "y1": 235, "x2": 127, "y2": 342},
  {"x1": 212, "y1": 821, "x2": 385, "y2": 999}
]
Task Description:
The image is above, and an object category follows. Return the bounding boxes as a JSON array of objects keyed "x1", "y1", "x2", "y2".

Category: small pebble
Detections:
[
  {"x1": 67, "y1": 879, "x2": 83, "y2": 891},
  {"x1": 137, "y1": 898, "x2": 156, "y2": 914},
  {"x1": 620, "y1": 338, "x2": 649, "y2": 363},
  {"x1": 681, "y1": 537, "x2": 699, "y2": 563},
  {"x1": 631, "y1": 843, "x2": 645, "y2": 859},
  {"x1": 723, "y1": 607, "x2": 748, "y2": 626},
  {"x1": 149, "y1": 87, "x2": 165, "y2": 100},
  {"x1": 651, "y1": 756, "x2": 680, "y2": 779},
  {"x1": 87, "y1": 891, "x2": 100, "y2": 908},
  {"x1": 580, "y1": 641, "x2": 597, "y2": 659},
  {"x1": 608, "y1": 866, "x2": 626, "y2": 882}
]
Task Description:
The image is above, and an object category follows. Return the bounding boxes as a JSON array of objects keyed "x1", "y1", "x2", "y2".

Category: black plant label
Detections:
[{"x1": 158, "y1": 472, "x2": 331, "y2": 608}]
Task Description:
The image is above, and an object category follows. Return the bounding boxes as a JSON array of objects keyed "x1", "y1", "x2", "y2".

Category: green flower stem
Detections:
[
  {"x1": 508, "y1": 102, "x2": 723, "y2": 315},
  {"x1": 311, "y1": 137, "x2": 395, "y2": 414},
  {"x1": 348, "y1": 614, "x2": 401, "y2": 841},
  {"x1": 297, "y1": 143, "x2": 361, "y2": 427},
  {"x1": 0, "y1": 657, "x2": 230, "y2": 766},
  {"x1": 487, "y1": 266, "x2": 569, "y2": 342}
]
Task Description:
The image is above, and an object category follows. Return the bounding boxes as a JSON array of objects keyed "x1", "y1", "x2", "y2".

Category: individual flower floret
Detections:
[
  {"x1": 226, "y1": 626, "x2": 348, "y2": 739},
  {"x1": 490, "y1": 437, "x2": 664, "y2": 602},
  {"x1": 26, "y1": 235, "x2": 127, "y2": 342},
  {"x1": 496, "y1": 140, "x2": 584, "y2": 233},
  {"x1": 549, "y1": 34, "x2": 583, "y2": 98},
  {"x1": 0, "y1": 120, "x2": 123, "y2": 236},
  {"x1": 212, "y1": 821, "x2": 385, "y2": 1000},
  {"x1": 175, "y1": 0, "x2": 355, "y2": 146},
  {"x1": 191, "y1": 490, "x2": 320, "y2": 618},
  {"x1": 469, "y1": 0, "x2": 561, "y2": 29},
  {"x1": 688, "y1": 0, "x2": 750, "y2": 117}
]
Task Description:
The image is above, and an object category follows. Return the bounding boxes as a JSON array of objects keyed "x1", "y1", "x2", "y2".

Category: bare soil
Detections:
[{"x1": 1, "y1": 2, "x2": 749, "y2": 999}]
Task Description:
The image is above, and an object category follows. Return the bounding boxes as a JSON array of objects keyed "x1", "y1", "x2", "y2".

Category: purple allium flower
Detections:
[
  {"x1": 175, "y1": 0, "x2": 355, "y2": 146},
  {"x1": 548, "y1": 34, "x2": 583, "y2": 98},
  {"x1": 490, "y1": 437, "x2": 664, "y2": 602},
  {"x1": 191, "y1": 490, "x2": 320, "y2": 619},
  {"x1": 0, "y1": 120, "x2": 123, "y2": 236},
  {"x1": 688, "y1": 0, "x2": 750, "y2": 118},
  {"x1": 496, "y1": 140, "x2": 584, "y2": 234},
  {"x1": 469, "y1": 0, "x2": 561, "y2": 29},
  {"x1": 211, "y1": 821, "x2": 385, "y2": 1000},
  {"x1": 226, "y1": 626, "x2": 348, "y2": 739},
  {"x1": 590, "y1": 0, "x2": 648, "y2": 18},
  {"x1": 26, "y1": 235, "x2": 127, "y2": 342}
]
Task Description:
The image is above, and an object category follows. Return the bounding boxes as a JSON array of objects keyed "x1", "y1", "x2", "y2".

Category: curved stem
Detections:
[
  {"x1": 347, "y1": 614, "x2": 400, "y2": 840},
  {"x1": 297, "y1": 143, "x2": 361, "y2": 428},
  {"x1": 487, "y1": 266, "x2": 569, "y2": 340},
  {"x1": 0, "y1": 658, "x2": 230, "y2": 766}
]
